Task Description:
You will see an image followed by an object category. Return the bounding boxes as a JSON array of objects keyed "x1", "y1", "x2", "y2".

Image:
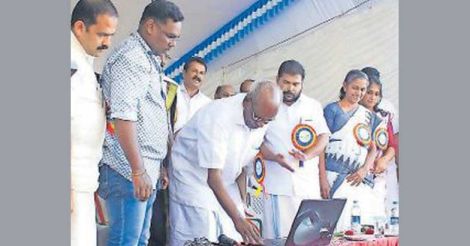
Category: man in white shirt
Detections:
[
  {"x1": 260, "y1": 60, "x2": 331, "y2": 239},
  {"x1": 70, "y1": 1, "x2": 118, "y2": 246},
  {"x1": 174, "y1": 57, "x2": 212, "y2": 132},
  {"x1": 168, "y1": 81, "x2": 282, "y2": 245}
]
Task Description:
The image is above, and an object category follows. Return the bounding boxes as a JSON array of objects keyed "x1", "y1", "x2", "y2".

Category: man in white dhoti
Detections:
[
  {"x1": 259, "y1": 60, "x2": 331, "y2": 239},
  {"x1": 168, "y1": 81, "x2": 282, "y2": 245}
]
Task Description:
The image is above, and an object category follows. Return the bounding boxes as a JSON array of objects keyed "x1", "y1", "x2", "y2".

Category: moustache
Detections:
[
  {"x1": 283, "y1": 91, "x2": 300, "y2": 102},
  {"x1": 283, "y1": 91, "x2": 295, "y2": 97},
  {"x1": 192, "y1": 76, "x2": 202, "y2": 82},
  {"x1": 97, "y1": 45, "x2": 109, "y2": 51}
]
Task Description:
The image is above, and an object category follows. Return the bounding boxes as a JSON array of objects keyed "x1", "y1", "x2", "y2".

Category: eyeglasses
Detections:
[{"x1": 251, "y1": 102, "x2": 275, "y2": 124}]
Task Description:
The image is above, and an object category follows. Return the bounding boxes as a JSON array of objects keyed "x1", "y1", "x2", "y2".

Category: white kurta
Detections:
[
  {"x1": 70, "y1": 31, "x2": 105, "y2": 246},
  {"x1": 169, "y1": 94, "x2": 267, "y2": 244},
  {"x1": 261, "y1": 94, "x2": 330, "y2": 239},
  {"x1": 174, "y1": 85, "x2": 211, "y2": 132}
]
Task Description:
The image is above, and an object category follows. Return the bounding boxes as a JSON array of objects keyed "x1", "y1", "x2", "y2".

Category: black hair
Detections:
[
  {"x1": 214, "y1": 85, "x2": 224, "y2": 99},
  {"x1": 367, "y1": 75, "x2": 391, "y2": 117},
  {"x1": 277, "y1": 60, "x2": 305, "y2": 81},
  {"x1": 71, "y1": 0, "x2": 118, "y2": 28},
  {"x1": 339, "y1": 69, "x2": 369, "y2": 100},
  {"x1": 361, "y1": 66, "x2": 381, "y2": 79},
  {"x1": 183, "y1": 56, "x2": 207, "y2": 72},
  {"x1": 139, "y1": 0, "x2": 184, "y2": 25}
]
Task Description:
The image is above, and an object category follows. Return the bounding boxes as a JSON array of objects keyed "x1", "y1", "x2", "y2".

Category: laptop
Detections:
[{"x1": 263, "y1": 199, "x2": 346, "y2": 246}]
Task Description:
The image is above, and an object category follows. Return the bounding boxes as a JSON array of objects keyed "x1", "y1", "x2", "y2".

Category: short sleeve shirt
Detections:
[{"x1": 100, "y1": 32, "x2": 169, "y2": 187}]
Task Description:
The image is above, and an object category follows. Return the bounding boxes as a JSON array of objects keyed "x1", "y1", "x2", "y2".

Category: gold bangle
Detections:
[{"x1": 132, "y1": 169, "x2": 146, "y2": 177}]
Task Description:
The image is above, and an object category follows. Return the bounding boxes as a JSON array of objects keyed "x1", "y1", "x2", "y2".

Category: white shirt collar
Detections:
[
  {"x1": 71, "y1": 31, "x2": 95, "y2": 67},
  {"x1": 180, "y1": 84, "x2": 202, "y2": 98}
]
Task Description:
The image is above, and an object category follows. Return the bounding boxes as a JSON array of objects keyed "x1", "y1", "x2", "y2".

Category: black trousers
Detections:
[{"x1": 148, "y1": 189, "x2": 169, "y2": 246}]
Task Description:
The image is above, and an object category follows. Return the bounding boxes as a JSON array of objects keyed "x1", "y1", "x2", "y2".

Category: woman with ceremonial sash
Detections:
[
  {"x1": 319, "y1": 70, "x2": 382, "y2": 231},
  {"x1": 359, "y1": 75, "x2": 398, "y2": 220}
]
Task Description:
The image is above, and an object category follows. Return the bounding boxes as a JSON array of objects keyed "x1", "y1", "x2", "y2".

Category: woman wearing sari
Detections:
[
  {"x1": 359, "y1": 76, "x2": 398, "y2": 219},
  {"x1": 319, "y1": 70, "x2": 382, "y2": 231}
]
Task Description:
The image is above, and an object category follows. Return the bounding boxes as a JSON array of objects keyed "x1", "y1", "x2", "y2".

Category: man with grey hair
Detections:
[{"x1": 168, "y1": 81, "x2": 282, "y2": 245}]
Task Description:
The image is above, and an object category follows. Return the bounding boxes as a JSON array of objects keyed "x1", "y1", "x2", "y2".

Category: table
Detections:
[{"x1": 330, "y1": 236, "x2": 399, "y2": 246}]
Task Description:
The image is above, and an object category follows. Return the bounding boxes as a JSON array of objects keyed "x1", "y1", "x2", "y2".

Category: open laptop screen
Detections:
[{"x1": 264, "y1": 199, "x2": 346, "y2": 246}]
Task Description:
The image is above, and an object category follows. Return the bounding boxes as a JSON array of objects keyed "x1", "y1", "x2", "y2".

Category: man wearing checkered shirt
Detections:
[{"x1": 96, "y1": 1, "x2": 184, "y2": 245}]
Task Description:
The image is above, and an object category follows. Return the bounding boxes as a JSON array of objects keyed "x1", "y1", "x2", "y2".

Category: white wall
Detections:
[{"x1": 202, "y1": 0, "x2": 399, "y2": 110}]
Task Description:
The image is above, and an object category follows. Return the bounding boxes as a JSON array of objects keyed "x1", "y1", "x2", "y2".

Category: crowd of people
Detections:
[{"x1": 71, "y1": 0, "x2": 399, "y2": 245}]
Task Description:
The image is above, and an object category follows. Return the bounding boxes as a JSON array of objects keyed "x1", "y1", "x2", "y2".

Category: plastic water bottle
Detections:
[
  {"x1": 351, "y1": 200, "x2": 361, "y2": 233},
  {"x1": 389, "y1": 201, "x2": 399, "y2": 235}
]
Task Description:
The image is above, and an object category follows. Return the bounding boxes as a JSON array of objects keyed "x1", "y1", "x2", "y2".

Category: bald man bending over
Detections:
[{"x1": 168, "y1": 81, "x2": 282, "y2": 245}]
